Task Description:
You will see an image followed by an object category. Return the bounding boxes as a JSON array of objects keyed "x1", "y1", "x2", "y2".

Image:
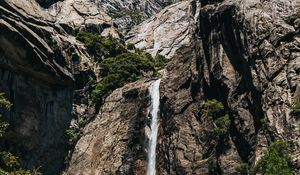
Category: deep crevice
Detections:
[{"x1": 199, "y1": 4, "x2": 266, "y2": 165}]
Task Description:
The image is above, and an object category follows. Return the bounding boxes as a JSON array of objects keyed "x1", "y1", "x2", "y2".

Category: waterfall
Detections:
[{"x1": 147, "y1": 79, "x2": 161, "y2": 175}]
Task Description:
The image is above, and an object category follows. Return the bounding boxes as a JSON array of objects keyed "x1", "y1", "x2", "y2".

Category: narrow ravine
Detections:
[{"x1": 147, "y1": 79, "x2": 161, "y2": 175}]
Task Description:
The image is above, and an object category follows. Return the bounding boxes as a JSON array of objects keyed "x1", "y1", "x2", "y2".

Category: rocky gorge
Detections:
[{"x1": 0, "y1": 0, "x2": 300, "y2": 174}]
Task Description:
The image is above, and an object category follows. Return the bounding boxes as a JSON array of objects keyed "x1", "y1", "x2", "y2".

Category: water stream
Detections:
[{"x1": 146, "y1": 79, "x2": 161, "y2": 175}]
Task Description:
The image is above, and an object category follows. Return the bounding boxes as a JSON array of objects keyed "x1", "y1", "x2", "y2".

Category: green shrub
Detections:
[
  {"x1": 77, "y1": 31, "x2": 166, "y2": 106},
  {"x1": 0, "y1": 151, "x2": 41, "y2": 174},
  {"x1": 202, "y1": 100, "x2": 230, "y2": 139},
  {"x1": 66, "y1": 129, "x2": 80, "y2": 146},
  {"x1": 235, "y1": 163, "x2": 249, "y2": 175},
  {"x1": 0, "y1": 93, "x2": 12, "y2": 109},
  {"x1": 92, "y1": 52, "x2": 155, "y2": 104},
  {"x1": 0, "y1": 93, "x2": 11, "y2": 138},
  {"x1": 100, "y1": 52, "x2": 155, "y2": 77},
  {"x1": 154, "y1": 54, "x2": 169, "y2": 69},
  {"x1": 111, "y1": 10, "x2": 142, "y2": 24},
  {"x1": 253, "y1": 140, "x2": 292, "y2": 175},
  {"x1": 127, "y1": 43, "x2": 136, "y2": 50},
  {"x1": 202, "y1": 99, "x2": 224, "y2": 117},
  {"x1": 0, "y1": 92, "x2": 41, "y2": 175},
  {"x1": 64, "y1": 128, "x2": 80, "y2": 168},
  {"x1": 0, "y1": 117, "x2": 9, "y2": 138},
  {"x1": 0, "y1": 151, "x2": 19, "y2": 169},
  {"x1": 212, "y1": 114, "x2": 230, "y2": 138},
  {"x1": 76, "y1": 31, "x2": 126, "y2": 59},
  {"x1": 291, "y1": 101, "x2": 300, "y2": 116}
]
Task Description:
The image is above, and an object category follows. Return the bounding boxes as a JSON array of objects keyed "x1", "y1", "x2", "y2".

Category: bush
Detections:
[
  {"x1": 127, "y1": 43, "x2": 136, "y2": 50},
  {"x1": 91, "y1": 74, "x2": 124, "y2": 104},
  {"x1": 154, "y1": 54, "x2": 169, "y2": 69},
  {"x1": 111, "y1": 9, "x2": 142, "y2": 24},
  {"x1": 235, "y1": 163, "x2": 249, "y2": 175},
  {"x1": 64, "y1": 128, "x2": 81, "y2": 168},
  {"x1": 77, "y1": 31, "x2": 167, "y2": 106},
  {"x1": 212, "y1": 114, "x2": 230, "y2": 138},
  {"x1": 291, "y1": 101, "x2": 300, "y2": 116},
  {"x1": 0, "y1": 93, "x2": 11, "y2": 138},
  {"x1": 253, "y1": 140, "x2": 292, "y2": 175},
  {"x1": 0, "y1": 117, "x2": 9, "y2": 138},
  {"x1": 66, "y1": 129, "x2": 80, "y2": 146},
  {"x1": 76, "y1": 31, "x2": 126, "y2": 59},
  {"x1": 202, "y1": 99, "x2": 230, "y2": 139},
  {"x1": 0, "y1": 151, "x2": 19, "y2": 169},
  {"x1": 100, "y1": 52, "x2": 155, "y2": 77},
  {"x1": 0, "y1": 92, "x2": 41, "y2": 175},
  {"x1": 92, "y1": 53, "x2": 155, "y2": 104},
  {"x1": 202, "y1": 99, "x2": 224, "y2": 117},
  {"x1": 0, "y1": 151, "x2": 41, "y2": 174},
  {"x1": 0, "y1": 93, "x2": 12, "y2": 109}
]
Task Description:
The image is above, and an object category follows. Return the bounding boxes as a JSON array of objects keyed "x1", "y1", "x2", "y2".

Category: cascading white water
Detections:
[{"x1": 147, "y1": 79, "x2": 161, "y2": 175}]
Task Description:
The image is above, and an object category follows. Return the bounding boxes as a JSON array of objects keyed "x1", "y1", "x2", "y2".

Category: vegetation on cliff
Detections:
[
  {"x1": 76, "y1": 31, "x2": 126, "y2": 60},
  {"x1": 0, "y1": 93, "x2": 41, "y2": 175},
  {"x1": 291, "y1": 101, "x2": 300, "y2": 117},
  {"x1": 202, "y1": 99, "x2": 230, "y2": 139},
  {"x1": 92, "y1": 52, "x2": 155, "y2": 104},
  {"x1": 202, "y1": 100, "x2": 293, "y2": 175},
  {"x1": 253, "y1": 140, "x2": 292, "y2": 175},
  {"x1": 62, "y1": 31, "x2": 169, "y2": 170},
  {"x1": 0, "y1": 93, "x2": 11, "y2": 138},
  {"x1": 76, "y1": 31, "x2": 168, "y2": 106},
  {"x1": 110, "y1": 9, "x2": 142, "y2": 24},
  {"x1": 236, "y1": 140, "x2": 293, "y2": 175}
]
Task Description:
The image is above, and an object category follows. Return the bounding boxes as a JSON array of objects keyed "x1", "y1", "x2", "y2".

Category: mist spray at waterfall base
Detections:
[{"x1": 146, "y1": 79, "x2": 161, "y2": 175}]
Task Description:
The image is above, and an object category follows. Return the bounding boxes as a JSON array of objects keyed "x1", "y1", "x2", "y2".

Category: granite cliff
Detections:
[{"x1": 0, "y1": 0, "x2": 300, "y2": 174}]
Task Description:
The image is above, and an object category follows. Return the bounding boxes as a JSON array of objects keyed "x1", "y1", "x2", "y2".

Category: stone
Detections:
[
  {"x1": 0, "y1": 0, "x2": 116, "y2": 174},
  {"x1": 126, "y1": 0, "x2": 198, "y2": 58},
  {"x1": 65, "y1": 80, "x2": 151, "y2": 175},
  {"x1": 96, "y1": 0, "x2": 180, "y2": 33},
  {"x1": 1, "y1": 0, "x2": 300, "y2": 174},
  {"x1": 47, "y1": 0, "x2": 120, "y2": 36}
]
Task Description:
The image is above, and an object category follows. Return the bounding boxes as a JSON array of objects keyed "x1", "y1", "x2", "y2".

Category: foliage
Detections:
[
  {"x1": 76, "y1": 31, "x2": 126, "y2": 59},
  {"x1": 66, "y1": 129, "x2": 80, "y2": 146},
  {"x1": 0, "y1": 152, "x2": 19, "y2": 169},
  {"x1": 202, "y1": 99, "x2": 224, "y2": 117},
  {"x1": 100, "y1": 52, "x2": 155, "y2": 77},
  {"x1": 253, "y1": 140, "x2": 292, "y2": 175},
  {"x1": 154, "y1": 54, "x2": 169, "y2": 70},
  {"x1": 0, "y1": 151, "x2": 40, "y2": 174},
  {"x1": 0, "y1": 117, "x2": 9, "y2": 138},
  {"x1": 212, "y1": 114, "x2": 230, "y2": 138},
  {"x1": 110, "y1": 10, "x2": 142, "y2": 24},
  {"x1": 64, "y1": 128, "x2": 81, "y2": 167},
  {"x1": 291, "y1": 101, "x2": 300, "y2": 116},
  {"x1": 0, "y1": 93, "x2": 11, "y2": 138},
  {"x1": 126, "y1": 43, "x2": 136, "y2": 50},
  {"x1": 77, "y1": 31, "x2": 169, "y2": 106},
  {"x1": 0, "y1": 92, "x2": 41, "y2": 175},
  {"x1": 0, "y1": 93, "x2": 12, "y2": 109},
  {"x1": 92, "y1": 52, "x2": 155, "y2": 104},
  {"x1": 235, "y1": 163, "x2": 249, "y2": 175},
  {"x1": 202, "y1": 99, "x2": 230, "y2": 139}
]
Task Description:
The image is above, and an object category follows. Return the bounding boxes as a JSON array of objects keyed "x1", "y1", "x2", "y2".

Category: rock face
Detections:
[
  {"x1": 69, "y1": 0, "x2": 300, "y2": 174},
  {"x1": 47, "y1": 0, "x2": 119, "y2": 37},
  {"x1": 95, "y1": 0, "x2": 179, "y2": 33},
  {"x1": 1, "y1": 0, "x2": 300, "y2": 174},
  {"x1": 66, "y1": 80, "x2": 152, "y2": 175},
  {"x1": 0, "y1": 0, "x2": 116, "y2": 174},
  {"x1": 126, "y1": 0, "x2": 197, "y2": 58},
  {"x1": 158, "y1": 0, "x2": 300, "y2": 174},
  {"x1": 36, "y1": 0, "x2": 60, "y2": 8},
  {"x1": 198, "y1": 0, "x2": 300, "y2": 171}
]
